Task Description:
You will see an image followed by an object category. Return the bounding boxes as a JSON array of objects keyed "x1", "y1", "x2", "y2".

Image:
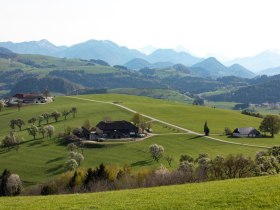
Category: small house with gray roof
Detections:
[{"x1": 232, "y1": 127, "x2": 260, "y2": 137}]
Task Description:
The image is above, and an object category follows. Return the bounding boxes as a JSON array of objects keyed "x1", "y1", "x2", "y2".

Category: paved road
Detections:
[{"x1": 67, "y1": 96, "x2": 270, "y2": 149}]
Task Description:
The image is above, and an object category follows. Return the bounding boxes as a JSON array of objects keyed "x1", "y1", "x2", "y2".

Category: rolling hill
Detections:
[
  {"x1": 1, "y1": 175, "x2": 279, "y2": 209},
  {"x1": 1, "y1": 94, "x2": 275, "y2": 184},
  {"x1": 124, "y1": 58, "x2": 174, "y2": 70},
  {"x1": 205, "y1": 74, "x2": 280, "y2": 103}
]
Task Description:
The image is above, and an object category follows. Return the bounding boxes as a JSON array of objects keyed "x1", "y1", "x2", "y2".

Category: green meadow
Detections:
[
  {"x1": 1, "y1": 175, "x2": 280, "y2": 210},
  {"x1": 0, "y1": 94, "x2": 278, "y2": 185}
]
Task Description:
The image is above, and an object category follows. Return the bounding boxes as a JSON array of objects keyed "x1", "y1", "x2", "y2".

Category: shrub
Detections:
[
  {"x1": 41, "y1": 182, "x2": 58, "y2": 195},
  {"x1": 6, "y1": 174, "x2": 22, "y2": 196}
]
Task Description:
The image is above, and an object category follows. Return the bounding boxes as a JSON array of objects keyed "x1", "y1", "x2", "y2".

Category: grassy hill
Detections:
[
  {"x1": 1, "y1": 175, "x2": 280, "y2": 209},
  {"x1": 109, "y1": 88, "x2": 193, "y2": 103},
  {"x1": 0, "y1": 94, "x2": 279, "y2": 185}
]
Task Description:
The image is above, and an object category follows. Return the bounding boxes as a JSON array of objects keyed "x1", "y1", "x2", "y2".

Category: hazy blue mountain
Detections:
[
  {"x1": 60, "y1": 40, "x2": 146, "y2": 65},
  {"x1": 258, "y1": 66, "x2": 280, "y2": 76},
  {"x1": 191, "y1": 58, "x2": 255, "y2": 79},
  {"x1": 138, "y1": 45, "x2": 157, "y2": 55},
  {"x1": 124, "y1": 58, "x2": 151, "y2": 70},
  {"x1": 228, "y1": 50, "x2": 280, "y2": 72},
  {"x1": 0, "y1": 39, "x2": 146, "y2": 65},
  {"x1": 191, "y1": 57, "x2": 229, "y2": 78},
  {"x1": 0, "y1": 39, "x2": 65, "y2": 56},
  {"x1": 0, "y1": 47, "x2": 17, "y2": 58},
  {"x1": 150, "y1": 62, "x2": 174, "y2": 69},
  {"x1": 124, "y1": 58, "x2": 174, "y2": 70},
  {"x1": 228, "y1": 64, "x2": 255, "y2": 78},
  {"x1": 147, "y1": 49, "x2": 202, "y2": 66},
  {"x1": 0, "y1": 39, "x2": 203, "y2": 66}
]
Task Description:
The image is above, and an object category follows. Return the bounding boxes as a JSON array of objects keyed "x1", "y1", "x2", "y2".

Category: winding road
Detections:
[{"x1": 67, "y1": 96, "x2": 270, "y2": 149}]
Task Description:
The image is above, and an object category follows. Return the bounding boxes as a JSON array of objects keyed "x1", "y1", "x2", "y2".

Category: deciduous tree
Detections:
[
  {"x1": 51, "y1": 111, "x2": 61, "y2": 122},
  {"x1": 259, "y1": 115, "x2": 280, "y2": 137},
  {"x1": 149, "y1": 144, "x2": 164, "y2": 162},
  {"x1": 27, "y1": 125, "x2": 39, "y2": 140},
  {"x1": 44, "y1": 125, "x2": 55, "y2": 139},
  {"x1": 42, "y1": 113, "x2": 51, "y2": 124},
  {"x1": 62, "y1": 110, "x2": 70, "y2": 120},
  {"x1": 71, "y1": 107, "x2": 77, "y2": 118}
]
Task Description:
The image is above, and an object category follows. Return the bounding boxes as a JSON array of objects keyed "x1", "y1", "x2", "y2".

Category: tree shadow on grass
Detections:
[
  {"x1": 0, "y1": 148, "x2": 10, "y2": 154},
  {"x1": 28, "y1": 140, "x2": 44, "y2": 147},
  {"x1": 187, "y1": 135, "x2": 204, "y2": 140},
  {"x1": 131, "y1": 159, "x2": 152, "y2": 167},
  {"x1": 46, "y1": 164, "x2": 64, "y2": 175},
  {"x1": 0, "y1": 112, "x2": 13, "y2": 117},
  {"x1": 46, "y1": 156, "x2": 64, "y2": 164}
]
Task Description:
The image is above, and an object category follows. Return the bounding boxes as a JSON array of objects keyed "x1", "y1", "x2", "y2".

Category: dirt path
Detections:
[{"x1": 67, "y1": 96, "x2": 270, "y2": 149}]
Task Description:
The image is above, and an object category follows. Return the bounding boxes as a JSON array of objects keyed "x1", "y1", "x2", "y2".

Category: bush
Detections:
[
  {"x1": 41, "y1": 182, "x2": 58, "y2": 195},
  {"x1": 224, "y1": 127, "x2": 232, "y2": 136},
  {"x1": 6, "y1": 174, "x2": 22, "y2": 196}
]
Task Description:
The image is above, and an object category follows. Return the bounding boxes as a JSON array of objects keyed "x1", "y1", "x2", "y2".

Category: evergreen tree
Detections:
[
  {"x1": 204, "y1": 121, "x2": 210, "y2": 136},
  {"x1": 0, "y1": 169, "x2": 11, "y2": 196}
]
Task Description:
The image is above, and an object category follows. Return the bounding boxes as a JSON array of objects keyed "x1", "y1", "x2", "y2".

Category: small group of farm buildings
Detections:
[
  {"x1": 89, "y1": 120, "x2": 140, "y2": 140},
  {"x1": 8, "y1": 93, "x2": 53, "y2": 105},
  {"x1": 232, "y1": 127, "x2": 260, "y2": 137}
]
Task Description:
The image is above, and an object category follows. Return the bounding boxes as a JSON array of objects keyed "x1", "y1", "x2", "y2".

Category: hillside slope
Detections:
[{"x1": 1, "y1": 175, "x2": 280, "y2": 209}]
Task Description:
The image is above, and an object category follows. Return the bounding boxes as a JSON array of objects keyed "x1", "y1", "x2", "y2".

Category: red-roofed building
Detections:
[{"x1": 12, "y1": 93, "x2": 46, "y2": 104}]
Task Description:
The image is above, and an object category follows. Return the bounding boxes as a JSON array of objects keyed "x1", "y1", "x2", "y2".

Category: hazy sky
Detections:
[{"x1": 1, "y1": 0, "x2": 280, "y2": 59}]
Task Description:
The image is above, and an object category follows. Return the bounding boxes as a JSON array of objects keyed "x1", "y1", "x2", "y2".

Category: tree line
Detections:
[{"x1": 3, "y1": 145, "x2": 280, "y2": 196}]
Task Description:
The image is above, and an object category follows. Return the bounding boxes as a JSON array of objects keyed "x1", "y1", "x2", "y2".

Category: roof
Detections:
[
  {"x1": 13, "y1": 93, "x2": 44, "y2": 99},
  {"x1": 96, "y1": 120, "x2": 138, "y2": 131},
  {"x1": 233, "y1": 127, "x2": 260, "y2": 135}
]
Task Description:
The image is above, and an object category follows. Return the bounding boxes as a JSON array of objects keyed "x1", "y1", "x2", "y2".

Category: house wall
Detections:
[{"x1": 96, "y1": 127, "x2": 103, "y2": 135}]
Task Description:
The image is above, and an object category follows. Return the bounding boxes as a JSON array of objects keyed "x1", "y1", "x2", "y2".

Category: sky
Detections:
[{"x1": 1, "y1": 0, "x2": 280, "y2": 59}]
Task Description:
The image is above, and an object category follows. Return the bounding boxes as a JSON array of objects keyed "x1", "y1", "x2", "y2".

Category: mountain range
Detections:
[
  {"x1": 1, "y1": 39, "x2": 280, "y2": 76},
  {"x1": 0, "y1": 47, "x2": 280, "y2": 104},
  {"x1": 227, "y1": 49, "x2": 280, "y2": 73}
]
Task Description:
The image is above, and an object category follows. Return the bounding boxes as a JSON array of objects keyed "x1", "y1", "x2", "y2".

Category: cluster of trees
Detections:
[
  {"x1": 241, "y1": 110, "x2": 263, "y2": 118},
  {"x1": 23, "y1": 146, "x2": 280, "y2": 196},
  {"x1": 0, "y1": 169, "x2": 22, "y2": 196},
  {"x1": 65, "y1": 143, "x2": 84, "y2": 171},
  {"x1": 2, "y1": 132, "x2": 24, "y2": 150},
  {"x1": 131, "y1": 113, "x2": 152, "y2": 133}
]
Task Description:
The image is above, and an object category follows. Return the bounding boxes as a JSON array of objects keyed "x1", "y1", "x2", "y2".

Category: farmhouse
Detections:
[
  {"x1": 10, "y1": 93, "x2": 46, "y2": 104},
  {"x1": 232, "y1": 127, "x2": 260, "y2": 137},
  {"x1": 95, "y1": 120, "x2": 139, "y2": 139}
]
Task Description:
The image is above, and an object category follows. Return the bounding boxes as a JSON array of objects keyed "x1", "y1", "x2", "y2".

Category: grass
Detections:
[
  {"x1": 109, "y1": 88, "x2": 193, "y2": 104},
  {"x1": 0, "y1": 94, "x2": 277, "y2": 184},
  {"x1": 1, "y1": 175, "x2": 280, "y2": 209},
  {"x1": 77, "y1": 94, "x2": 263, "y2": 134}
]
